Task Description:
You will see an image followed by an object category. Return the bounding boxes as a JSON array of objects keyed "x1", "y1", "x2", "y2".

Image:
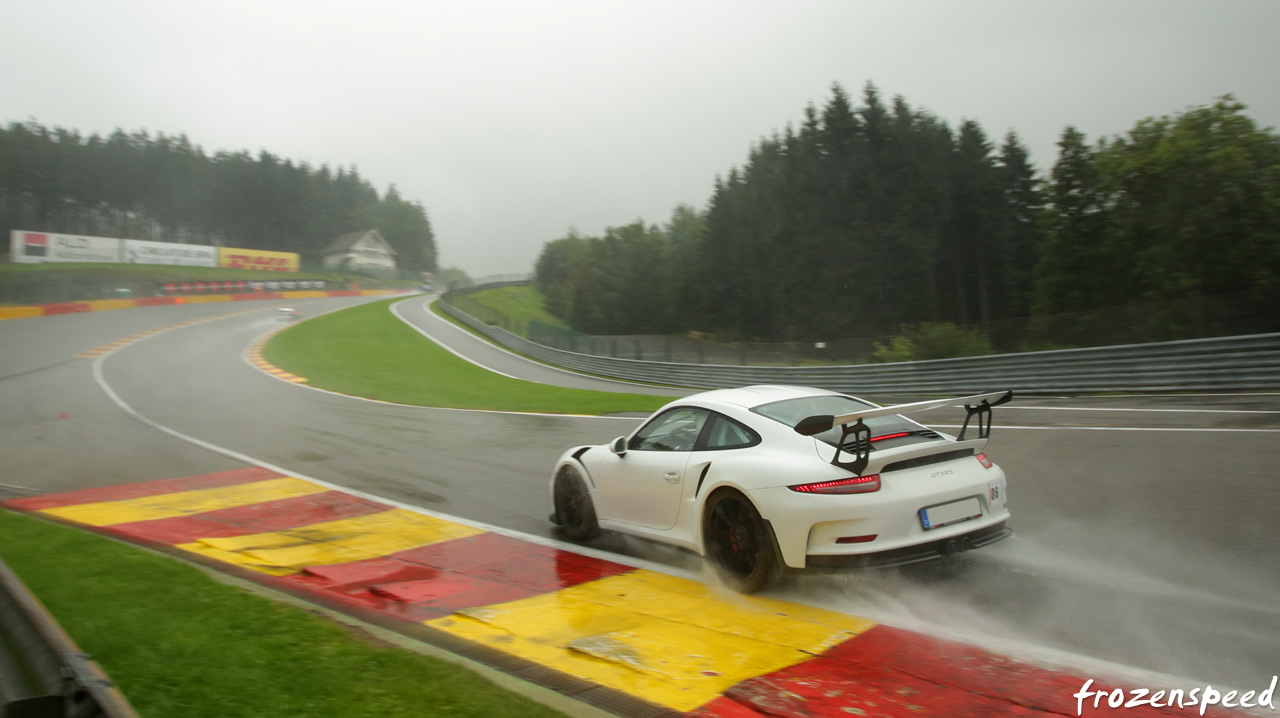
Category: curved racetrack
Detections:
[{"x1": 2, "y1": 295, "x2": 1278, "y2": 689}]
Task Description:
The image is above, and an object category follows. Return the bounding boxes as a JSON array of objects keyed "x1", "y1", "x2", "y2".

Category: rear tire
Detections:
[
  {"x1": 553, "y1": 465, "x2": 599, "y2": 541},
  {"x1": 703, "y1": 489, "x2": 780, "y2": 593}
]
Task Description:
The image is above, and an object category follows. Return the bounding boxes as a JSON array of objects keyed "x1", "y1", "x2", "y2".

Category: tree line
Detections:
[
  {"x1": 0, "y1": 123, "x2": 437, "y2": 272},
  {"x1": 536, "y1": 85, "x2": 1280, "y2": 347}
]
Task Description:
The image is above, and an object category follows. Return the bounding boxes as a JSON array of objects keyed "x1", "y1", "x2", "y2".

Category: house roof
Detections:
[{"x1": 323, "y1": 229, "x2": 398, "y2": 256}]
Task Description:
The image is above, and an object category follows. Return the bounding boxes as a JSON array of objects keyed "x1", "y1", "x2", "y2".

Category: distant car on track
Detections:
[
  {"x1": 276, "y1": 307, "x2": 299, "y2": 320},
  {"x1": 549, "y1": 385, "x2": 1014, "y2": 592}
]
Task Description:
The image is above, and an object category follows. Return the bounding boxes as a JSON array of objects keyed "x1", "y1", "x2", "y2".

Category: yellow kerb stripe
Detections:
[
  {"x1": 428, "y1": 570, "x2": 875, "y2": 711},
  {"x1": 85, "y1": 299, "x2": 139, "y2": 311},
  {"x1": 176, "y1": 509, "x2": 484, "y2": 575},
  {"x1": 40, "y1": 478, "x2": 328, "y2": 527},
  {"x1": 0, "y1": 306, "x2": 43, "y2": 320}
]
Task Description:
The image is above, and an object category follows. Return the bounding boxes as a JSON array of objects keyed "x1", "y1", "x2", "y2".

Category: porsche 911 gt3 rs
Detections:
[{"x1": 549, "y1": 385, "x2": 1013, "y2": 592}]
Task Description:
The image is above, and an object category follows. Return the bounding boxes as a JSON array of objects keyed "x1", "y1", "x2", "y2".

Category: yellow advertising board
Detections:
[{"x1": 217, "y1": 247, "x2": 300, "y2": 273}]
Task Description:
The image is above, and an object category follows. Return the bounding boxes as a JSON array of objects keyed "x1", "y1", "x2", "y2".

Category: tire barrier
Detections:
[{"x1": 160, "y1": 279, "x2": 330, "y2": 295}]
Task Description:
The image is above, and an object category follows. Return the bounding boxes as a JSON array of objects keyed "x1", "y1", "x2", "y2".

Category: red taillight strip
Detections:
[
  {"x1": 975, "y1": 453, "x2": 993, "y2": 469},
  {"x1": 869, "y1": 432, "x2": 912, "y2": 442},
  {"x1": 788, "y1": 474, "x2": 881, "y2": 494}
]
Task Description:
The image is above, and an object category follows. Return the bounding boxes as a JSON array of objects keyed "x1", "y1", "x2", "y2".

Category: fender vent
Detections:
[{"x1": 882, "y1": 448, "x2": 974, "y2": 473}]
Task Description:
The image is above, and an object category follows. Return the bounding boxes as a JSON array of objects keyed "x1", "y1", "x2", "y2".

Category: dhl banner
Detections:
[
  {"x1": 9, "y1": 231, "x2": 298, "y2": 273},
  {"x1": 217, "y1": 247, "x2": 300, "y2": 273}
]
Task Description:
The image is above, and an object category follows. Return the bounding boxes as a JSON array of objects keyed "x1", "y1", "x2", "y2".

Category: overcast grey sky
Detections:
[{"x1": 3, "y1": 1, "x2": 1277, "y2": 275}]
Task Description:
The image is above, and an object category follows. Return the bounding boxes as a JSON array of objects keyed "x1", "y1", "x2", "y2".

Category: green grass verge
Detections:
[
  {"x1": 463, "y1": 285, "x2": 566, "y2": 328},
  {"x1": 264, "y1": 298, "x2": 670, "y2": 414},
  {"x1": 0, "y1": 509, "x2": 565, "y2": 718}
]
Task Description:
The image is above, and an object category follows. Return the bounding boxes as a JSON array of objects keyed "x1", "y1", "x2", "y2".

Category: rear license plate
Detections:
[{"x1": 920, "y1": 497, "x2": 982, "y2": 530}]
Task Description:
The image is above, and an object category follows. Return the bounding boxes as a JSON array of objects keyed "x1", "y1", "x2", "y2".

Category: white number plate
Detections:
[{"x1": 920, "y1": 497, "x2": 982, "y2": 530}]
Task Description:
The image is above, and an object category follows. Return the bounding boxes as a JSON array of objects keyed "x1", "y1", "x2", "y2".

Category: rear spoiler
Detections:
[{"x1": 795, "y1": 390, "x2": 1013, "y2": 475}]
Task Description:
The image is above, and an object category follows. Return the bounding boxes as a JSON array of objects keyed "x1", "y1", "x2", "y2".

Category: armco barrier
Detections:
[
  {"x1": 0, "y1": 289, "x2": 411, "y2": 322},
  {"x1": 437, "y1": 300, "x2": 1280, "y2": 395},
  {"x1": 0, "y1": 556, "x2": 138, "y2": 717}
]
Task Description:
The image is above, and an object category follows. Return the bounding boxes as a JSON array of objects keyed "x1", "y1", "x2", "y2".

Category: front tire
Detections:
[
  {"x1": 553, "y1": 465, "x2": 599, "y2": 540},
  {"x1": 703, "y1": 489, "x2": 780, "y2": 593}
]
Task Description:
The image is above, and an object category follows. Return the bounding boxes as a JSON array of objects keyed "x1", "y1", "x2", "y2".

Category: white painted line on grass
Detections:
[
  {"x1": 240, "y1": 304, "x2": 641, "y2": 421},
  {"x1": 389, "y1": 296, "x2": 525, "y2": 380},
  {"x1": 401, "y1": 296, "x2": 687, "y2": 393}
]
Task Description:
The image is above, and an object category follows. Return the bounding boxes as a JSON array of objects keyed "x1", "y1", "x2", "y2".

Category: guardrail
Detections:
[
  {"x1": 437, "y1": 298, "x2": 1280, "y2": 395},
  {"x1": 0, "y1": 556, "x2": 138, "y2": 717}
]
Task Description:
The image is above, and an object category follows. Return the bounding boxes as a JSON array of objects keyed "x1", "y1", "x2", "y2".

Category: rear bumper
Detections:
[{"x1": 804, "y1": 521, "x2": 1012, "y2": 570}]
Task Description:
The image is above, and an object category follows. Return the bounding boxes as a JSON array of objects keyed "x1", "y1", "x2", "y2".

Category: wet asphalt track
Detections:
[{"x1": 1, "y1": 295, "x2": 1277, "y2": 689}]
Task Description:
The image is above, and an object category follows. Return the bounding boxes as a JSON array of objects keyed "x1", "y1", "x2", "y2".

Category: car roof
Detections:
[{"x1": 683, "y1": 385, "x2": 850, "y2": 411}]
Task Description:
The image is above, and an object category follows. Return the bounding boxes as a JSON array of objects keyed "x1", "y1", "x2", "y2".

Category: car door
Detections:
[{"x1": 593, "y1": 407, "x2": 710, "y2": 530}]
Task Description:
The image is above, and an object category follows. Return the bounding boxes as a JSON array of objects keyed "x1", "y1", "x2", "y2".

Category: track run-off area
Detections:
[{"x1": 1, "y1": 294, "x2": 1277, "y2": 716}]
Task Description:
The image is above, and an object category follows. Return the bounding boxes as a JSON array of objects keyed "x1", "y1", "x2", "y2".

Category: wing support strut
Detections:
[
  {"x1": 957, "y1": 390, "x2": 1014, "y2": 440},
  {"x1": 830, "y1": 419, "x2": 872, "y2": 476}
]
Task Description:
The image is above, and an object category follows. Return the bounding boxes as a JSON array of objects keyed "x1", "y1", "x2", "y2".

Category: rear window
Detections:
[{"x1": 752, "y1": 395, "x2": 928, "y2": 448}]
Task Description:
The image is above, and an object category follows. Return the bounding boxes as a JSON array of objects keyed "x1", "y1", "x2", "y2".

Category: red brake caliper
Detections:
[{"x1": 728, "y1": 526, "x2": 742, "y2": 552}]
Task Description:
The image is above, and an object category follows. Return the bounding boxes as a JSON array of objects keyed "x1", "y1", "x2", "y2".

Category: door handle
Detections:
[{"x1": 663, "y1": 471, "x2": 681, "y2": 484}]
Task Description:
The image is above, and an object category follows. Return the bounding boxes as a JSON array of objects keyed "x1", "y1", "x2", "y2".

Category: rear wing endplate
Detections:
[{"x1": 794, "y1": 390, "x2": 1013, "y2": 475}]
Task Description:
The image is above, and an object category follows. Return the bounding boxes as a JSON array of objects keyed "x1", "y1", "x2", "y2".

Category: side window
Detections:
[
  {"x1": 702, "y1": 414, "x2": 760, "y2": 450},
  {"x1": 630, "y1": 408, "x2": 709, "y2": 452}
]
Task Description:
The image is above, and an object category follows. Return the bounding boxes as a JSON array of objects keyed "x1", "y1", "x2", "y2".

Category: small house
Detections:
[{"x1": 322, "y1": 230, "x2": 398, "y2": 274}]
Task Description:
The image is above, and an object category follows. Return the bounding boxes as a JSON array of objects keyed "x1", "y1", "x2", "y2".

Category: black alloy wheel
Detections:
[
  {"x1": 553, "y1": 465, "x2": 599, "y2": 541},
  {"x1": 703, "y1": 489, "x2": 780, "y2": 593}
]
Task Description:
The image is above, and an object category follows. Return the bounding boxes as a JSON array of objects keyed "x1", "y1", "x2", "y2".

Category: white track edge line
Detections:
[
  {"x1": 94, "y1": 327, "x2": 684, "y2": 577},
  {"x1": 88, "y1": 305, "x2": 1245, "y2": 693},
  {"x1": 91, "y1": 344, "x2": 1234, "y2": 693}
]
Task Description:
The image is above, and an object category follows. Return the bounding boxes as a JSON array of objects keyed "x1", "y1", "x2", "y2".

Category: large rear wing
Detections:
[{"x1": 794, "y1": 390, "x2": 1013, "y2": 475}]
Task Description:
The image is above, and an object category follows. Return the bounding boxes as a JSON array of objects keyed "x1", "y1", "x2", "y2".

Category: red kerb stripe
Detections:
[
  {"x1": 102, "y1": 490, "x2": 392, "y2": 544},
  {"x1": 40, "y1": 302, "x2": 91, "y2": 315}
]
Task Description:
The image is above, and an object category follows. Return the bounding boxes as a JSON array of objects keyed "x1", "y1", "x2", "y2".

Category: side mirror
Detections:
[{"x1": 609, "y1": 437, "x2": 628, "y2": 456}]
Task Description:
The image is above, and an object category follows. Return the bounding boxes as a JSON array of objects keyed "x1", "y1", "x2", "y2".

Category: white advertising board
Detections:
[
  {"x1": 9, "y1": 231, "x2": 121, "y2": 264},
  {"x1": 122, "y1": 239, "x2": 217, "y2": 267}
]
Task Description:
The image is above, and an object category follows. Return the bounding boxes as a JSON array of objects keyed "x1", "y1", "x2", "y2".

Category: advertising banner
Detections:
[
  {"x1": 9, "y1": 230, "x2": 121, "y2": 264},
  {"x1": 122, "y1": 239, "x2": 217, "y2": 267},
  {"x1": 217, "y1": 247, "x2": 299, "y2": 272}
]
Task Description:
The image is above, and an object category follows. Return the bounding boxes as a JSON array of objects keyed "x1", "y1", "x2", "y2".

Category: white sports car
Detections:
[{"x1": 549, "y1": 385, "x2": 1013, "y2": 592}]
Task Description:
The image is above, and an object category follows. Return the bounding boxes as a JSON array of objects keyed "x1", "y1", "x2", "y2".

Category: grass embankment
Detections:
[
  {"x1": 0, "y1": 509, "x2": 565, "y2": 718},
  {"x1": 461, "y1": 285, "x2": 566, "y2": 328},
  {"x1": 264, "y1": 298, "x2": 669, "y2": 414}
]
